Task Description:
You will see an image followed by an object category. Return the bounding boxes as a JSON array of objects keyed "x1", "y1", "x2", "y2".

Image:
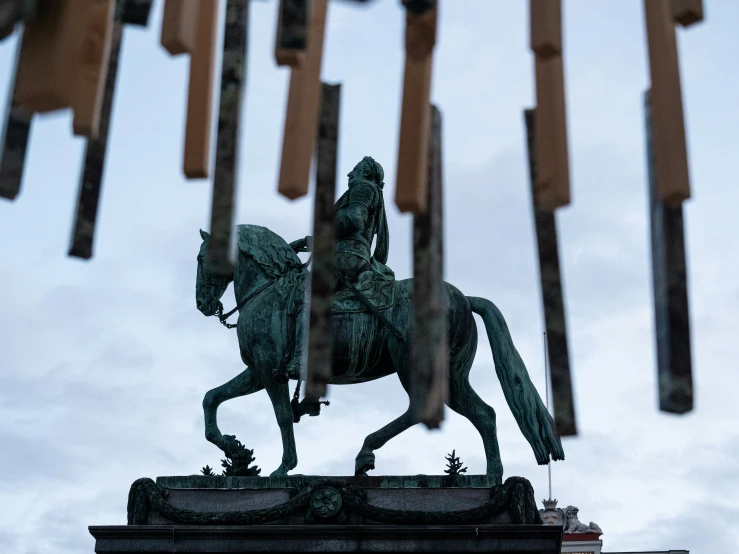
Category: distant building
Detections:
[{"x1": 539, "y1": 499, "x2": 688, "y2": 554}]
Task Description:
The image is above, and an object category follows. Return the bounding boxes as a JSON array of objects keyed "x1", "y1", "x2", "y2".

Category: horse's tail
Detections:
[{"x1": 467, "y1": 296, "x2": 565, "y2": 465}]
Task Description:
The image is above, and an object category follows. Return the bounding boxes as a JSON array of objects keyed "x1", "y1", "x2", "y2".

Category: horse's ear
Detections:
[{"x1": 199, "y1": 229, "x2": 210, "y2": 241}]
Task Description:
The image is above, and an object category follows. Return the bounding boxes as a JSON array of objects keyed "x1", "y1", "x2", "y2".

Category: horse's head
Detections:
[{"x1": 195, "y1": 229, "x2": 233, "y2": 317}]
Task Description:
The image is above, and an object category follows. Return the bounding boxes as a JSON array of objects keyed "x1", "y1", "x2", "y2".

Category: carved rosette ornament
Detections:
[{"x1": 305, "y1": 486, "x2": 347, "y2": 523}]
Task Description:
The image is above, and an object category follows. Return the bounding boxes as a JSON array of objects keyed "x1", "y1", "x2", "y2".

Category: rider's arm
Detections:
[{"x1": 289, "y1": 236, "x2": 313, "y2": 253}]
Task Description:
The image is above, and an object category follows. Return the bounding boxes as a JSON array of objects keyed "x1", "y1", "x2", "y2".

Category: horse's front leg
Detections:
[
  {"x1": 203, "y1": 366, "x2": 264, "y2": 450},
  {"x1": 263, "y1": 378, "x2": 298, "y2": 476}
]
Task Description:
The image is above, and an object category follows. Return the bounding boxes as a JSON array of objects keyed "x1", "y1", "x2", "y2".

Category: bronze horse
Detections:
[{"x1": 196, "y1": 225, "x2": 564, "y2": 479}]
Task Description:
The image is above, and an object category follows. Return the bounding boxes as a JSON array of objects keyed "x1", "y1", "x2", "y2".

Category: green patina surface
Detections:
[
  {"x1": 157, "y1": 474, "x2": 501, "y2": 490},
  {"x1": 195, "y1": 156, "x2": 564, "y2": 479}
]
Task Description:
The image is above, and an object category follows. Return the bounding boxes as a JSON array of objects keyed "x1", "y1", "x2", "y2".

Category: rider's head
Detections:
[{"x1": 348, "y1": 156, "x2": 384, "y2": 188}]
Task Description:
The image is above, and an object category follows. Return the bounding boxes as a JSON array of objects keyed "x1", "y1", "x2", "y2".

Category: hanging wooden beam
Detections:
[
  {"x1": 530, "y1": 0, "x2": 561, "y2": 58},
  {"x1": 0, "y1": 0, "x2": 39, "y2": 40},
  {"x1": 410, "y1": 103, "x2": 447, "y2": 428},
  {"x1": 524, "y1": 108, "x2": 577, "y2": 437},
  {"x1": 395, "y1": 1, "x2": 437, "y2": 214},
  {"x1": 277, "y1": 0, "x2": 328, "y2": 200},
  {"x1": 71, "y1": 0, "x2": 116, "y2": 139},
  {"x1": 119, "y1": 0, "x2": 152, "y2": 26},
  {"x1": 13, "y1": 0, "x2": 83, "y2": 114},
  {"x1": 0, "y1": 36, "x2": 32, "y2": 201},
  {"x1": 68, "y1": 16, "x2": 125, "y2": 259},
  {"x1": 160, "y1": 0, "x2": 199, "y2": 56},
  {"x1": 207, "y1": 0, "x2": 249, "y2": 276},
  {"x1": 305, "y1": 82, "x2": 341, "y2": 402},
  {"x1": 644, "y1": 90, "x2": 693, "y2": 415},
  {"x1": 672, "y1": 0, "x2": 703, "y2": 27},
  {"x1": 275, "y1": 0, "x2": 308, "y2": 67},
  {"x1": 530, "y1": 0, "x2": 570, "y2": 212},
  {"x1": 643, "y1": 0, "x2": 690, "y2": 206},
  {"x1": 0, "y1": 100, "x2": 32, "y2": 201},
  {"x1": 183, "y1": 0, "x2": 219, "y2": 179}
]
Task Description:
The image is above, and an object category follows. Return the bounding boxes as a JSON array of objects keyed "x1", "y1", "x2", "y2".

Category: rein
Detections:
[
  {"x1": 214, "y1": 257, "x2": 311, "y2": 329},
  {"x1": 215, "y1": 279, "x2": 276, "y2": 329}
]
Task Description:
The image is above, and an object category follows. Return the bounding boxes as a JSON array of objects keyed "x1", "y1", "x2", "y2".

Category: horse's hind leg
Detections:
[
  {"x1": 447, "y1": 376, "x2": 503, "y2": 480},
  {"x1": 203, "y1": 366, "x2": 264, "y2": 450},
  {"x1": 355, "y1": 409, "x2": 420, "y2": 475}
]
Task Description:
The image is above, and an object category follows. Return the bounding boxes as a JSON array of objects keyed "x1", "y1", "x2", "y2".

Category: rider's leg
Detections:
[{"x1": 286, "y1": 306, "x2": 308, "y2": 380}]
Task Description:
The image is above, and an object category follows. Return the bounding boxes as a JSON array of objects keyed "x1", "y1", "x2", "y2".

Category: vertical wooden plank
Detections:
[
  {"x1": 643, "y1": 0, "x2": 691, "y2": 205},
  {"x1": 275, "y1": 0, "x2": 307, "y2": 67},
  {"x1": 120, "y1": 0, "x2": 152, "y2": 26},
  {"x1": 0, "y1": 0, "x2": 39, "y2": 40},
  {"x1": 0, "y1": 35, "x2": 32, "y2": 201},
  {"x1": 672, "y1": 0, "x2": 703, "y2": 27},
  {"x1": 530, "y1": 0, "x2": 569, "y2": 211},
  {"x1": 68, "y1": 18, "x2": 124, "y2": 259},
  {"x1": 530, "y1": 0, "x2": 561, "y2": 57},
  {"x1": 532, "y1": 58, "x2": 569, "y2": 210},
  {"x1": 183, "y1": 0, "x2": 219, "y2": 179},
  {"x1": 0, "y1": 101, "x2": 32, "y2": 201},
  {"x1": 644, "y1": 90, "x2": 693, "y2": 414},
  {"x1": 277, "y1": 0, "x2": 327, "y2": 200},
  {"x1": 410, "y1": 104, "x2": 447, "y2": 428},
  {"x1": 395, "y1": 4, "x2": 436, "y2": 214},
  {"x1": 72, "y1": 0, "x2": 116, "y2": 139},
  {"x1": 305, "y1": 82, "x2": 340, "y2": 402},
  {"x1": 160, "y1": 0, "x2": 198, "y2": 55},
  {"x1": 13, "y1": 0, "x2": 83, "y2": 113},
  {"x1": 524, "y1": 108, "x2": 577, "y2": 437},
  {"x1": 207, "y1": 0, "x2": 249, "y2": 276}
]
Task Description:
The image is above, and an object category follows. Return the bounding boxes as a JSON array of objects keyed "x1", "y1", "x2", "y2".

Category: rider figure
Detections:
[
  {"x1": 335, "y1": 155, "x2": 390, "y2": 283},
  {"x1": 282, "y1": 156, "x2": 390, "y2": 383}
]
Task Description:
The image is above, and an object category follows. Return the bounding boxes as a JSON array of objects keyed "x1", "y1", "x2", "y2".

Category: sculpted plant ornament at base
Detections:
[{"x1": 444, "y1": 450, "x2": 467, "y2": 476}]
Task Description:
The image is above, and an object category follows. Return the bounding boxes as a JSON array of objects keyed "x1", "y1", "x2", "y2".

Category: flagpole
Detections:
[{"x1": 544, "y1": 331, "x2": 552, "y2": 500}]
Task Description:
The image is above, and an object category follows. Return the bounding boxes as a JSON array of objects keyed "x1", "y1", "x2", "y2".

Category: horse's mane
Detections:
[{"x1": 236, "y1": 225, "x2": 303, "y2": 278}]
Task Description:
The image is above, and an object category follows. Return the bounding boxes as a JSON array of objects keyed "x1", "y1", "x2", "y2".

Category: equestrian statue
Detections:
[{"x1": 195, "y1": 156, "x2": 564, "y2": 479}]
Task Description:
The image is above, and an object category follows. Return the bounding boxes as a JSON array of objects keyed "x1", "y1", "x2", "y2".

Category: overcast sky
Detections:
[{"x1": 1, "y1": 1, "x2": 738, "y2": 552}]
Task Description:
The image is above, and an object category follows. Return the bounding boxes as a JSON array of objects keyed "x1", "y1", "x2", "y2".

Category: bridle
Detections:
[
  {"x1": 211, "y1": 255, "x2": 312, "y2": 329},
  {"x1": 214, "y1": 279, "x2": 276, "y2": 329}
]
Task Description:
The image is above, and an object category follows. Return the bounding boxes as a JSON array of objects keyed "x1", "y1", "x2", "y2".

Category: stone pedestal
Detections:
[{"x1": 89, "y1": 475, "x2": 562, "y2": 553}]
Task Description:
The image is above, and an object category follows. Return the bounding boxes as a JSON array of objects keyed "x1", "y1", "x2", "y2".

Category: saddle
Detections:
[
  {"x1": 282, "y1": 259, "x2": 395, "y2": 385},
  {"x1": 331, "y1": 261, "x2": 395, "y2": 314}
]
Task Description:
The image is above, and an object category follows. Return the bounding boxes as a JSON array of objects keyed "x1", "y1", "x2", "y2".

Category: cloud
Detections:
[{"x1": 1, "y1": 1, "x2": 738, "y2": 553}]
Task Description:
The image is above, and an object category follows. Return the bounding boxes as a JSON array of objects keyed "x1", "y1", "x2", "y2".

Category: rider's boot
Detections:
[
  {"x1": 273, "y1": 320, "x2": 303, "y2": 383},
  {"x1": 285, "y1": 354, "x2": 302, "y2": 380}
]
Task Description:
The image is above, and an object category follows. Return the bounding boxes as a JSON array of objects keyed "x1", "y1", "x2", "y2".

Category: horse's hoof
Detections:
[
  {"x1": 270, "y1": 461, "x2": 296, "y2": 477},
  {"x1": 354, "y1": 453, "x2": 375, "y2": 476}
]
